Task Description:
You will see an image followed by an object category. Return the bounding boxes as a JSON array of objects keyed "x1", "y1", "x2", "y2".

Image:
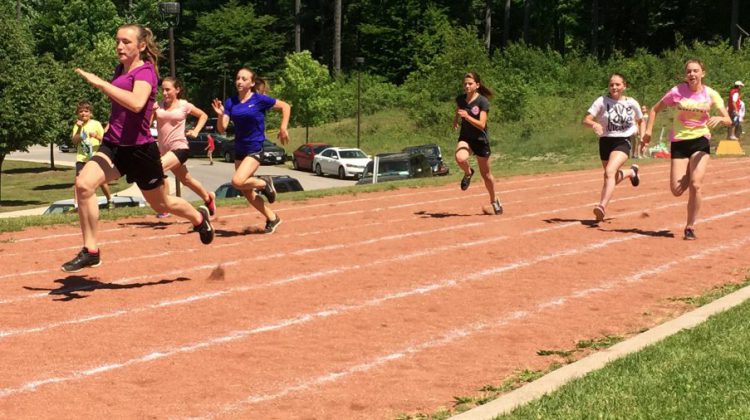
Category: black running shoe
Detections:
[
  {"x1": 492, "y1": 199, "x2": 503, "y2": 215},
  {"x1": 630, "y1": 164, "x2": 640, "y2": 187},
  {"x1": 260, "y1": 175, "x2": 277, "y2": 204},
  {"x1": 61, "y1": 248, "x2": 101, "y2": 273},
  {"x1": 264, "y1": 216, "x2": 282, "y2": 234},
  {"x1": 460, "y1": 168, "x2": 475, "y2": 191},
  {"x1": 684, "y1": 227, "x2": 696, "y2": 240},
  {"x1": 196, "y1": 206, "x2": 215, "y2": 244}
]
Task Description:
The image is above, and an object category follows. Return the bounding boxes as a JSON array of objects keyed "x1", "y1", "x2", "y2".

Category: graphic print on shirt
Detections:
[{"x1": 605, "y1": 102, "x2": 636, "y2": 133}]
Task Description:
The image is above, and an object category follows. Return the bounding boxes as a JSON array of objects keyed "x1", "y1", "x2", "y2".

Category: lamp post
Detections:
[
  {"x1": 355, "y1": 57, "x2": 364, "y2": 149},
  {"x1": 159, "y1": 2, "x2": 181, "y2": 196}
]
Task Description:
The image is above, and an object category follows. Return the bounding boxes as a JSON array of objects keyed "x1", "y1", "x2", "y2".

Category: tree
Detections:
[
  {"x1": 276, "y1": 51, "x2": 334, "y2": 143},
  {"x1": 334, "y1": 0, "x2": 342, "y2": 76},
  {"x1": 0, "y1": 8, "x2": 48, "y2": 202},
  {"x1": 181, "y1": 1, "x2": 285, "y2": 104}
]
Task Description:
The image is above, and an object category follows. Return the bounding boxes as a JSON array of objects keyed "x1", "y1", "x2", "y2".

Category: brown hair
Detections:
[
  {"x1": 161, "y1": 76, "x2": 185, "y2": 99},
  {"x1": 118, "y1": 24, "x2": 161, "y2": 78},
  {"x1": 610, "y1": 73, "x2": 628, "y2": 87},
  {"x1": 685, "y1": 59, "x2": 705, "y2": 71},
  {"x1": 75, "y1": 101, "x2": 92, "y2": 113},
  {"x1": 464, "y1": 71, "x2": 493, "y2": 99},
  {"x1": 253, "y1": 77, "x2": 268, "y2": 94}
]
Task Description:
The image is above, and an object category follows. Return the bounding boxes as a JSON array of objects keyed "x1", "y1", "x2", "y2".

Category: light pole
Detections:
[
  {"x1": 159, "y1": 2, "x2": 181, "y2": 196},
  {"x1": 355, "y1": 57, "x2": 364, "y2": 149}
]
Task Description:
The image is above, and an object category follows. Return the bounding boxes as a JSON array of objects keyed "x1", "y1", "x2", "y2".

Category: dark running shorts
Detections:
[
  {"x1": 671, "y1": 137, "x2": 711, "y2": 159},
  {"x1": 98, "y1": 141, "x2": 165, "y2": 191},
  {"x1": 458, "y1": 138, "x2": 491, "y2": 158},
  {"x1": 235, "y1": 151, "x2": 262, "y2": 163},
  {"x1": 599, "y1": 137, "x2": 632, "y2": 161},
  {"x1": 172, "y1": 148, "x2": 190, "y2": 165},
  {"x1": 75, "y1": 161, "x2": 86, "y2": 176}
]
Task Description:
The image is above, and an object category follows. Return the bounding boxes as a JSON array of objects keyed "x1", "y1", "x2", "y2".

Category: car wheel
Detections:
[
  {"x1": 338, "y1": 166, "x2": 346, "y2": 179},
  {"x1": 293, "y1": 158, "x2": 299, "y2": 170},
  {"x1": 224, "y1": 151, "x2": 233, "y2": 163},
  {"x1": 315, "y1": 163, "x2": 323, "y2": 176}
]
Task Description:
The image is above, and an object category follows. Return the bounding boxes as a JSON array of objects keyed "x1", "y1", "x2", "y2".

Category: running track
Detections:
[{"x1": 1, "y1": 158, "x2": 750, "y2": 419}]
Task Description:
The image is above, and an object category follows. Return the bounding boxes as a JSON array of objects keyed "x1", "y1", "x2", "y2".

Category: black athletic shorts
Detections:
[
  {"x1": 235, "y1": 151, "x2": 262, "y2": 163},
  {"x1": 458, "y1": 138, "x2": 491, "y2": 158},
  {"x1": 599, "y1": 137, "x2": 632, "y2": 161},
  {"x1": 670, "y1": 137, "x2": 710, "y2": 159},
  {"x1": 98, "y1": 141, "x2": 165, "y2": 191},
  {"x1": 172, "y1": 148, "x2": 190, "y2": 165},
  {"x1": 75, "y1": 161, "x2": 86, "y2": 176}
]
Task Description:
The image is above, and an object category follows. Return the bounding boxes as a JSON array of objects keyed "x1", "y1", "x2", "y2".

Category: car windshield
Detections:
[
  {"x1": 409, "y1": 146, "x2": 438, "y2": 157},
  {"x1": 379, "y1": 161, "x2": 409, "y2": 175},
  {"x1": 339, "y1": 150, "x2": 367, "y2": 159},
  {"x1": 313, "y1": 145, "x2": 329, "y2": 153}
]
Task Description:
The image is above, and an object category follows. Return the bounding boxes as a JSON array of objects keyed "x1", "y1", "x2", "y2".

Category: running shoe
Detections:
[
  {"x1": 492, "y1": 199, "x2": 503, "y2": 215},
  {"x1": 61, "y1": 248, "x2": 101, "y2": 273},
  {"x1": 106, "y1": 200, "x2": 114, "y2": 210},
  {"x1": 630, "y1": 164, "x2": 640, "y2": 187},
  {"x1": 264, "y1": 216, "x2": 282, "y2": 234},
  {"x1": 205, "y1": 192, "x2": 217, "y2": 217},
  {"x1": 260, "y1": 175, "x2": 277, "y2": 204},
  {"x1": 593, "y1": 205, "x2": 606, "y2": 222},
  {"x1": 156, "y1": 212, "x2": 171, "y2": 218},
  {"x1": 684, "y1": 227, "x2": 696, "y2": 241},
  {"x1": 195, "y1": 206, "x2": 215, "y2": 244},
  {"x1": 460, "y1": 168, "x2": 475, "y2": 191}
]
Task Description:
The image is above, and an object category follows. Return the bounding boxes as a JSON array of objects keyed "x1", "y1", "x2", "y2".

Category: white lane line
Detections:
[
  {"x1": 2, "y1": 206, "x2": 748, "y2": 400},
  {"x1": 201, "y1": 232, "x2": 750, "y2": 419},
  {"x1": 0, "y1": 222, "x2": 483, "y2": 305}
]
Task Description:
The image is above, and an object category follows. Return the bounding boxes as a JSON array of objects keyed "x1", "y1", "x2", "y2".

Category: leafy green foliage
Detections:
[{"x1": 277, "y1": 51, "x2": 335, "y2": 134}]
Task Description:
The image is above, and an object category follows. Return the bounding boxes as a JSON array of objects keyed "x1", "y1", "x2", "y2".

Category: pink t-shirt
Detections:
[
  {"x1": 660, "y1": 84, "x2": 724, "y2": 141},
  {"x1": 155, "y1": 99, "x2": 193, "y2": 153},
  {"x1": 103, "y1": 62, "x2": 158, "y2": 146}
]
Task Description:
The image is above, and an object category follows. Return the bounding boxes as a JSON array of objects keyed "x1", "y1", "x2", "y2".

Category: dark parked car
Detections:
[
  {"x1": 356, "y1": 152, "x2": 432, "y2": 185},
  {"x1": 197, "y1": 117, "x2": 234, "y2": 135},
  {"x1": 292, "y1": 142, "x2": 332, "y2": 171},
  {"x1": 214, "y1": 175, "x2": 304, "y2": 198},
  {"x1": 402, "y1": 144, "x2": 449, "y2": 176},
  {"x1": 221, "y1": 139, "x2": 287, "y2": 165},
  {"x1": 186, "y1": 133, "x2": 228, "y2": 158}
]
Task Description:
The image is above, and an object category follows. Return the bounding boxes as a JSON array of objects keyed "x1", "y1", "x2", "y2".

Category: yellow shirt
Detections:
[{"x1": 71, "y1": 119, "x2": 104, "y2": 162}]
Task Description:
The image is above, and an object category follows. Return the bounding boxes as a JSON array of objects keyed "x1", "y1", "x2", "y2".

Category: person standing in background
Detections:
[{"x1": 728, "y1": 81, "x2": 743, "y2": 139}]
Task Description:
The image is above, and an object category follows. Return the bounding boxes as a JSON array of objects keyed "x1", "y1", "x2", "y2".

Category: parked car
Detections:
[
  {"x1": 356, "y1": 152, "x2": 433, "y2": 185},
  {"x1": 312, "y1": 147, "x2": 371, "y2": 179},
  {"x1": 214, "y1": 175, "x2": 304, "y2": 198},
  {"x1": 221, "y1": 139, "x2": 287, "y2": 165},
  {"x1": 198, "y1": 117, "x2": 234, "y2": 135},
  {"x1": 58, "y1": 142, "x2": 75, "y2": 153},
  {"x1": 292, "y1": 142, "x2": 332, "y2": 171},
  {"x1": 186, "y1": 133, "x2": 228, "y2": 158},
  {"x1": 402, "y1": 144, "x2": 449, "y2": 176},
  {"x1": 43, "y1": 195, "x2": 146, "y2": 215}
]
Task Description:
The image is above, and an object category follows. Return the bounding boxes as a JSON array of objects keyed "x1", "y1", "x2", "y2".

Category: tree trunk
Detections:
[
  {"x1": 484, "y1": 0, "x2": 492, "y2": 53},
  {"x1": 16, "y1": 0, "x2": 20, "y2": 19},
  {"x1": 731, "y1": 0, "x2": 739, "y2": 50},
  {"x1": 523, "y1": 0, "x2": 532, "y2": 44},
  {"x1": 591, "y1": 0, "x2": 599, "y2": 57},
  {"x1": 502, "y1": 0, "x2": 511, "y2": 46},
  {"x1": 49, "y1": 143, "x2": 56, "y2": 170},
  {"x1": 295, "y1": 0, "x2": 301, "y2": 53},
  {"x1": 0, "y1": 154, "x2": 4, "y2": 204},
  {"x1": 333, "y1": 0, "x2": 342, "y2": 76}
]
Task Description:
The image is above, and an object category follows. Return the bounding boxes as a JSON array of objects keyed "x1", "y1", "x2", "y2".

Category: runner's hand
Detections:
[
  {"x1": 278, "y1": 128, "x2": 289, "y2": 145},
  {"x1": 75, "y1": 68, "x2": 106, "y2": 90},
  {"x1": 211, "y1": 99, "x2": 224, "y2": 116}
]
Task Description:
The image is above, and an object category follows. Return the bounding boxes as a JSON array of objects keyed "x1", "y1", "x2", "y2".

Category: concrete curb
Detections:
[{"x1": 450, "y1": 285, "x2": 750, "y2": 419}]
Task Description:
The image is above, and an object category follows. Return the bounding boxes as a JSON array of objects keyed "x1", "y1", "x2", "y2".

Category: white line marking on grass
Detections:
[{"x1": 3, "y1": 206, "x2": 749, "y2": 400}]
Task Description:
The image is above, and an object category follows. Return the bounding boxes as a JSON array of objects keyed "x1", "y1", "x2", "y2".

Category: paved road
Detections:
[{"x1": 8, "y1": 145, "x2": 357, "y2": 202}]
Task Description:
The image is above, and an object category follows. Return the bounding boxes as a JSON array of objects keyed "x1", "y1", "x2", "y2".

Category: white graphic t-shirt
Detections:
[{"x1": 587, "y1": 96, "x2": 643, "y2": 138}]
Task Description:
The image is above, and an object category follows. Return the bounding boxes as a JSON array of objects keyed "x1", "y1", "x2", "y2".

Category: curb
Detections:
[{"x1": 450, "y1": 285, "x2": 750, "y2": 419}]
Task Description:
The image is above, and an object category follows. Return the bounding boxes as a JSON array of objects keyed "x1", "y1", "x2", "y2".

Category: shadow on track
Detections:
[
  {"x1": 415, "y1": 211, "x2": 473, "y2": 218},
  {"x1": 23, "y1": 276, "x2": 191, "y2": 301}
]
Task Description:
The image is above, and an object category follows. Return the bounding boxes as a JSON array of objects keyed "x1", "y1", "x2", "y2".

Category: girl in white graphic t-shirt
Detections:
[
  {"x1": 583, "y1": 73, "x2": 644, "y2": 222},
  {"x1": 152, "y1": 76, "x2": 216, "y2": 218}
]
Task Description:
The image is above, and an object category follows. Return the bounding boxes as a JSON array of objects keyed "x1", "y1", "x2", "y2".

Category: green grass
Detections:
[
  {"x1": 499, "y1": 288, "x2": 750, "y2": 419},
  {"x1": 0, "y1": 160, "x2": 130, "y2": 212}
]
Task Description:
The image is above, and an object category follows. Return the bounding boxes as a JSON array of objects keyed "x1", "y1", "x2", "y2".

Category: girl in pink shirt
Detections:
[
  {"x1": 643, "y1": 59, "x2": 731, "y2": 240},
  {"x1": 153, "y1": 77, "x2": 216, "y2": 217}
]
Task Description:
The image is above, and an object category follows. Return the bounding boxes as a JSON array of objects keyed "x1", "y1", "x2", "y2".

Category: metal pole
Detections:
[
  {"x1": 357, "y1": 68, "x2": 361, "y2": 149},
  {"x1": 168, "y1": 26, "x2": 181, "y2": 197}
]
